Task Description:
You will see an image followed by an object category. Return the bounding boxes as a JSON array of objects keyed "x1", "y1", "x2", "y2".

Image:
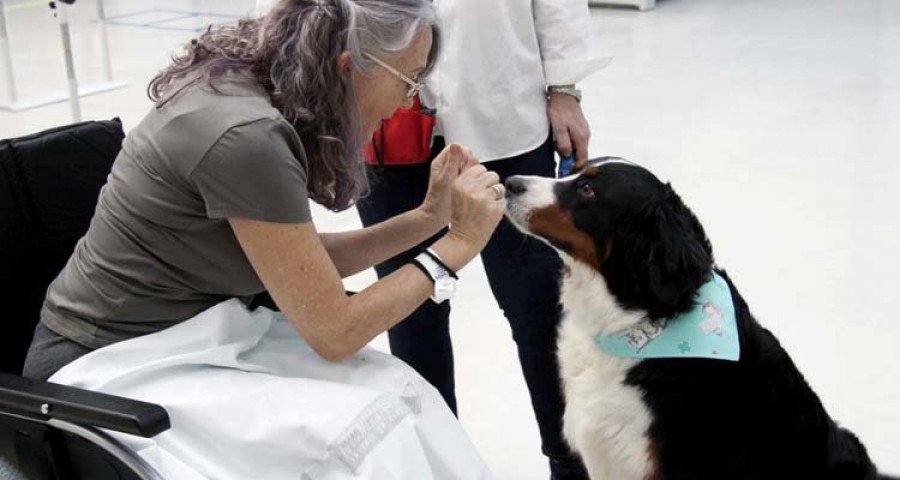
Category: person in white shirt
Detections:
[{"x1": 355, "y1": 1, "x2": 608, "y2": 478}]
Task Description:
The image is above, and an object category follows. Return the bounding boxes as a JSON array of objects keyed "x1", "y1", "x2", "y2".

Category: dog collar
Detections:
[{"x1": 595, "y1": 273, "x2": 740, "y2": 361}]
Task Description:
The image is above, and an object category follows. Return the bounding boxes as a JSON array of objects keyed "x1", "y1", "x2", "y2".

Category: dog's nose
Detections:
[{"x1": 505, "y1": 176, "x2": 527, "y2": 195}]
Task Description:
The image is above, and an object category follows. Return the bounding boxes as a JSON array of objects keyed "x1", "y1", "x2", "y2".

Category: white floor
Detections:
[{"x1": 2, "y1": 0, "x2": 899, "y2": 478}]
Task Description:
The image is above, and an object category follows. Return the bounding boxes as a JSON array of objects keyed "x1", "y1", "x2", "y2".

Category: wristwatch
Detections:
[
  {"x1": 547, "y1": 84, "x2": 582, "y2": 103},
  {"x1": 412, "y1": 249, "x2": 458, "y2": 303}
]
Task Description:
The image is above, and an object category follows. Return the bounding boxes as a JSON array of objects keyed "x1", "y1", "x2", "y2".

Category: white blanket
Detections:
[{"x1": 50, "y1": 299, "x2": 494, "y2": 480}]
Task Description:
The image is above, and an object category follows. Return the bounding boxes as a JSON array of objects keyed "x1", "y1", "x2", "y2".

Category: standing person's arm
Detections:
[{"x1": 534, "y1": 0, "x2": 610, "y2": 167}]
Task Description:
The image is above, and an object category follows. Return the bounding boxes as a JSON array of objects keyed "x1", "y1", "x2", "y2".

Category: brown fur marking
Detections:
[{"x1": 528, "y1": 205, "x2": 601, "y2": 270}]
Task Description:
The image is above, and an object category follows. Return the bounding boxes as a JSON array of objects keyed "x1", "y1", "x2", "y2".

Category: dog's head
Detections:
[{"x1": 505, "y1": 157, "x2": 714, "y2": 320}]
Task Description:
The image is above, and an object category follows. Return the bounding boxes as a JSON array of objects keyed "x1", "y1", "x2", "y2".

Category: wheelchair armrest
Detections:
[{"x1": 0, "y1": 373, "x2": 170, "y2": 438}]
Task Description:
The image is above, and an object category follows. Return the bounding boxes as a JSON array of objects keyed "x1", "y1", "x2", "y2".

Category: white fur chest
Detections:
[{"x1": 557, "y1": 260, "x2": 654, "y2": 480}]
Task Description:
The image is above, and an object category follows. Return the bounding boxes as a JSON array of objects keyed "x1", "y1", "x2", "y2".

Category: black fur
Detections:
[
  {"x1": 606, "y1": 185, "x2": 714, "y2": 320},
  {"x1": 554, "y1": 161, "x2": 714, "y2": 319},
  {"x1": 558, "y1": 160, "x2": 891, "y2": 479},
  {"x1": 627, "y1": 271, "x2": 883, "y2": 479}
]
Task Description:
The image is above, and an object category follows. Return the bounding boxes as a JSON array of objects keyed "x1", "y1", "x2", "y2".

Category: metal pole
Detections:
[
  {"x1": 95, "y1": 0, "x2": 112, "y2": 81},
  {"x1": 56, "y1": 2, "x2": 82, "y2": 122},
  {"x1": 0, "y1": 0, "x2": 18, "y2": 103}
]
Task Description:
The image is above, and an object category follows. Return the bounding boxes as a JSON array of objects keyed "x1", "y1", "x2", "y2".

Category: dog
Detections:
[{"x1": 504, "y1": 158, "x2": 896, "y2": 480}]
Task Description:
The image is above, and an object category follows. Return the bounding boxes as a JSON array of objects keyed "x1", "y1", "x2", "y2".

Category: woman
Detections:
[{"x1": 23, "y1": 0, "x2": 504, "y2": 477}]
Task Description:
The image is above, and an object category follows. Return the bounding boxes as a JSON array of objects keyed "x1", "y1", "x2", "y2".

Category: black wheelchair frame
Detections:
[{"x1": 1, "y1": 119, "x2": 170, "y2": 479}]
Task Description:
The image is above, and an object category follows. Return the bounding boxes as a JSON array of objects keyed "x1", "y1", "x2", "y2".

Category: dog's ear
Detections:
[{"x1": 610, "y1": 184, "x2": 714, "y2": 319}]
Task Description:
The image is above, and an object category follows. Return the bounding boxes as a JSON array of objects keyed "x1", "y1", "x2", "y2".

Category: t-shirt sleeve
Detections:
[{"x1": 189, "y1": 117, "x2": 312, "y2": 223}]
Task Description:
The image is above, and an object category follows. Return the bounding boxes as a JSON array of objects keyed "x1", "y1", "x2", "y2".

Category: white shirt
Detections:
[
  {"x1": 423, "y1": 0, "x2": 610, "y2": 161},
  {"x1": 255, "y1": 0, "x2": 610, "y2": 161}
]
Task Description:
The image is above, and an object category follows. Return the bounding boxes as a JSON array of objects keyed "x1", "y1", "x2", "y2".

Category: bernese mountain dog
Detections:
[{"x1": 503, "y1": 157, "x2": 896, "y2": 480}]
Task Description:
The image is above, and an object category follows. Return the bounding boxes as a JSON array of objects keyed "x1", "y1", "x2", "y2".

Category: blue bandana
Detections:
[{"x1": 594, "y1": 273, "x2": 740, "y2": 361}]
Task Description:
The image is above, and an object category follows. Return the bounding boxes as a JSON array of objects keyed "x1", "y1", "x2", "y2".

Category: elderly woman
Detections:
[{"x1": 22, "y1": 1, "x2": 503, "y2": 478}]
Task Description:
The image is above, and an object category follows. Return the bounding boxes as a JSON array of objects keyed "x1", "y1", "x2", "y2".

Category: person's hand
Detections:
[
  {"x1": 548, "y1": 92, "x2": 590, "y2": 169},
  {"x1": 445, "y1": 163, "x2": 506, "y2": 252},
  {"x1": 420, "y1": 143, "x2": 479, "y2": 226}
]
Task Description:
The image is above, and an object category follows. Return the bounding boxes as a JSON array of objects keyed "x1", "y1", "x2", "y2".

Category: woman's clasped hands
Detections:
[{"x1": 420, "y1": 143, "x2": 506, "y2": 252}]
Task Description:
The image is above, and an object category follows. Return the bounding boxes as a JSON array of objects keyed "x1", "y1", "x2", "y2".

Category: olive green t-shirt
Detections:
[{"x1": 41, "y1": 76, "x2": 312, "y2": 349}]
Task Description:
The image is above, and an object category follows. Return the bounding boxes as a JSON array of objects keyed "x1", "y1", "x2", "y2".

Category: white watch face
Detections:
[{"x1": 432, "y1": 276, "x2": 457, "y2": 303}]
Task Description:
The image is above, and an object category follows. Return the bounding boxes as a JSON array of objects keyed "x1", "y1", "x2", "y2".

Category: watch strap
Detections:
[
  {"x1": 424, "y1": 248, "x2": 458, "y2": 279},
  {"x1": 412, "y1": 252, "x2": 456, "y2": 303}
]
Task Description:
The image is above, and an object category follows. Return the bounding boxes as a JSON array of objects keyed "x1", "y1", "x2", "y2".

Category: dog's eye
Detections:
[{"x1": 577, "y1": 182, "x2": 595, "y2": 199}]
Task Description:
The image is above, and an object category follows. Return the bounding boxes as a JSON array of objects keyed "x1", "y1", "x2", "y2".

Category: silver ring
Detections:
[{"x1": 490, "y1": 184, "x2": 506, "y2": 200}]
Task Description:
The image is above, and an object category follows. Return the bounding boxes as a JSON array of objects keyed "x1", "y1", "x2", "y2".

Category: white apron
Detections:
[{"x1": 50, "y1": 299, "x2": 494, "y2": 480}]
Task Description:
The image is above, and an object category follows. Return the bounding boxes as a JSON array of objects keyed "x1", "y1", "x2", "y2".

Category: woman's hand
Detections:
[
  {"x1": 420, "y1": 144, "x2": 479, "y2": 227},
  {"x1": 445, "y1": 163, "x2": 506, "y2": 252},
  {"x1": 426, "y1": 161, "x2": 507, "y2": 274}
]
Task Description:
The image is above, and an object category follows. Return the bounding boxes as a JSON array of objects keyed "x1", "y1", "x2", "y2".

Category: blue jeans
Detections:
[{"x1": 357, "y1": 137, "x2": 587, "y2": 479}]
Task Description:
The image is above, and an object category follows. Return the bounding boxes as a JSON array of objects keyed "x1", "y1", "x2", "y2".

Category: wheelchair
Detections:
[{"x1": 1, "y1": 119, "x2": 170, "y2": 479}]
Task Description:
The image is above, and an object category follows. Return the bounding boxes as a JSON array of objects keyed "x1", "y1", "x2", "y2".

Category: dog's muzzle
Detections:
[{"x1": 503, "y1": 175, "x2": 557, "y2": 233}]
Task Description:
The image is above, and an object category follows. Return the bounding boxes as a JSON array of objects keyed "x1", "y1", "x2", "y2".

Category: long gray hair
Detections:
[{"x1": 148, "y1": 0, "x2": 440, "y2": 211}]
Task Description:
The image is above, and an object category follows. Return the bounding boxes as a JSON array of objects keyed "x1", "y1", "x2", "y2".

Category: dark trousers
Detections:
[
  {"x1": 23, "y1": 322, "x2": 92, "y2": 380},
  {"x1": 357, "y1": 137, "x2": 587, "y2": 479}
]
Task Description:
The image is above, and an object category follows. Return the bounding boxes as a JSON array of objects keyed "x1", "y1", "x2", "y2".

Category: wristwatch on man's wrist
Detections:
[
  {"x1": 411, "y1": 248, "x2": 458, "y2": 303},
  {"x1": 547, "y1": 84, "x2": 582, "y2": 103}
]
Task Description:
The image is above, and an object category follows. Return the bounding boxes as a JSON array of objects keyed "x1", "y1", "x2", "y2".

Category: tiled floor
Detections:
[{"x1": 2, "y1": 0, "x2": 898, "y2": 478}]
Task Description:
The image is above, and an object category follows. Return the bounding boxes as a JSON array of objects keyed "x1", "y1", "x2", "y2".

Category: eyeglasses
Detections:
[{"x1": 364, "y1": 53, "x2": 424, "y2": 100}]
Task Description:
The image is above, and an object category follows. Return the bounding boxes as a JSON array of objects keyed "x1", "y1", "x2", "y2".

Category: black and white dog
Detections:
[{"x1": 504, "y1": 158, "x2": 895, "y2": 480}]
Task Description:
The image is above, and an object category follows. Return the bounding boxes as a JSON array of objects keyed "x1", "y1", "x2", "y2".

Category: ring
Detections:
[{"x1": 490, "y1": 184, "x2": 506, "y2": 200}]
